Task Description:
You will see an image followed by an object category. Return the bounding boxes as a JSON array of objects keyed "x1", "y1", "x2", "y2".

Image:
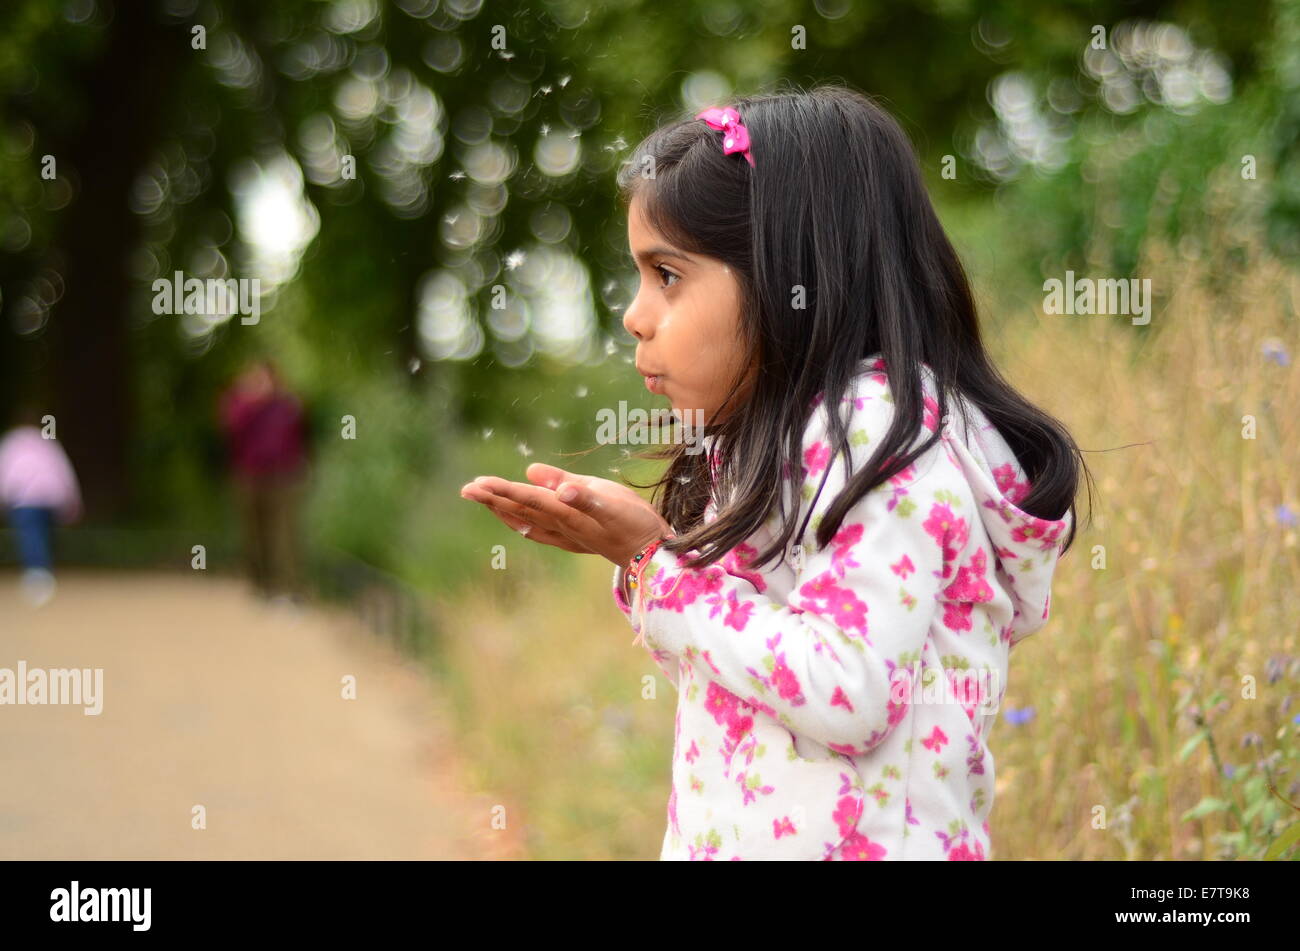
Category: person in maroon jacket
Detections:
[{"x1": 218, "y1": 359, "x2": 309, "y2": 600}]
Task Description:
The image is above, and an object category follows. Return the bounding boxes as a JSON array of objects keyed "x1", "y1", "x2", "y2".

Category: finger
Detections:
[
  {"x1": 463, "y1": 483, "x2": 596, "y2": 547},
  {"x1": 473, "y1": 477, "x2": 604, "y2": 534},
  {"x1": 552, "y1": 480, "x2": 602, "y2": 515},
  {"x1": 525, "y1": 462, "x2": 584, "y2": 490},
  {"x1": 473, "y1": 498, "x2": 594, "y2": 554}
]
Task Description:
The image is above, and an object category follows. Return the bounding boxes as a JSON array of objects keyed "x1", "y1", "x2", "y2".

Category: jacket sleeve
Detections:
[
  {"x1": 620, "y1": 383, "x2": 955, "y2": 755},
  {"x1": 613, "y1": 563, "x2": 681, "y2": 689}
]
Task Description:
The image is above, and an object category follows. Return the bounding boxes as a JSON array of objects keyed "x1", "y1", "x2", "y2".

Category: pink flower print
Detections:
[
  {"x1": 923, "y1": 502, "x2": 970, "y2": 577},
  {"x1": 717, "y1": 590, "x2": 756, "y2": 632},
  {"x1": 830, "y1": 685, "x2": 855, "y2": 712},
  {"x1": 883, "y1": 462, "x2": 917, "y2": 512},
  {"x1": 830, "y1": 522, "x2": 863, "y2": 573},
  {"x1": 1012, "y1": 517, "x2": 1066, "y2": 551},
  {"x1": 920, "y1": 725, "x2": 949, "y2": 753},
  {"x1": 688, "y1": 839, "x2": 718, "y2": 861},
  {"x1": 803, "y1": 441, "x2": 831, "y2": 479},
  {"x1": 668, "y1": 786, "x2": 680, "y2": 834},
  {"x1": 799, "y1": 569, "x2": 841, "y2": 603},
  {"x1": 943, "y1": 600, "x2": 974, "y2": 633},
  {"x1": 992, "y1": 462, "x2": 1031, "y2": 505},
  {"x1": 685, "y1": 739, "x2": 700, "y2": 764},
  {"x1": 773, "y1": 816, "x2": 797, "y2": 839},
  {"x1": 709, "y1": 447, "x2": 724, "y2": 479},
  {"x1": 891, "y1": 554, "x2": 915, "y2": 578},
  {"x1": 944, "y1": 547, "x2": 995, "y2": 604},
  {"x1": 887, "y1": 461, "x2": 917, "y2": 488},
  {"x1": 726, "y1": 710, "x2": 754, "y2": 748},
  {"x1": 770, "y1": 655, "x2": 805, "y2": 705},
  {"x1": 828, "y1": 587, "x2": 868, "y2": 637},
  {"x1": 722, "y1": 542, "x2": 767, "y2": 594},
  {"x1": 832, "y1": 794, "x2": 863, "y2": 838},
  {"x1": 905, "y1": 798, "x2": 920, "y2": 827},
  {"x1": 838, "y1": 832, "x2": 888, "y2": 860},
  {"x1": 922, "y1": 394, "x2": 940, "y2": 433},
  {"x1": 947, "y1": 841, "x2": 986, "y2": 860},
  {"x1": 886, "y1": 689, "x2": 909, "y2": 728},
  {"x1": 698, "y1": 649, "x2": 722, "y2": 677},
  {"x1": 704, "y1": 680, "x2": 740, "y2": 725},
  {"x1": 946, "y1": 670, "x2": 980, "y2": 723}
]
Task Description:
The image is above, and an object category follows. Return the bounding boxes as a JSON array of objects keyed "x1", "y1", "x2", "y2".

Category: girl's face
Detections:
[{"x1": 623, "y1": 192, "x2": 755, "y2": 423}]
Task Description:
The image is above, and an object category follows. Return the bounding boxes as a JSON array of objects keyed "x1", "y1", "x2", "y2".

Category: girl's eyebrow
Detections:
[{"x1": 630, "y1": 244, "x2": 693, "y2": 266}]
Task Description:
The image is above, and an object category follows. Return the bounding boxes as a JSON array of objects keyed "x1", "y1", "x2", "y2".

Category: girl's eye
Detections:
[{"x1": 655, "y1": 264, "x2": 680, "y2": 289}]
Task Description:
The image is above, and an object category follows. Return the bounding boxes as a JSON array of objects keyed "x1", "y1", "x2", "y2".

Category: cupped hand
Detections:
[{"x1": 459, "y1": 462, "x2": 673, "y2": 567}]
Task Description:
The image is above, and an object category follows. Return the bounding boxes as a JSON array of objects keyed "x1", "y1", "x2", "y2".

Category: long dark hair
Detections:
[{"x1": 615, "y1": 82, "x2": 1092, "y2": 571}]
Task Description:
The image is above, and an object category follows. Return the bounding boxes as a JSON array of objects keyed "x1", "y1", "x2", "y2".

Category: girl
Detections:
[{"x1": 460, "y1": 84, "x2": 1089, "y2": 860}]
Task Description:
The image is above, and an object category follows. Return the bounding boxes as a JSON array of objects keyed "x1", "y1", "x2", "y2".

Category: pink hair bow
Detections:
[{"x1": 696, "y1": 106, "x2": 755, "y2": 167}]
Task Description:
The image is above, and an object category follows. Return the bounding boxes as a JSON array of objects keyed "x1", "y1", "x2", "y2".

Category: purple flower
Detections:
[
  {"x1": 1262, "y1": 340, "x2": 1291, "y2": 366},
  {"x1": 1277, "y1": 505, "x2": 1297, "y2": 528},
  {"x1": 1223, "y1": 764, "x2": 1236, "y2": 779},
  {"x1": 1293, "y1": 712, "x2": 1300, "y2": 725},
  {"x1": 1003, "y1": 706, "x2": 1036, "y2": 726}
]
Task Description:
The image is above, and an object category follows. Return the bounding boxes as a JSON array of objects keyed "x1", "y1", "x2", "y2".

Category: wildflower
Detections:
[
  {"x1": 1003, "y1": 706, "x2": 1035, "y2": 726},
  {"x1": 1262, "y1": 339, "x2": 1291, "y2": 366}
]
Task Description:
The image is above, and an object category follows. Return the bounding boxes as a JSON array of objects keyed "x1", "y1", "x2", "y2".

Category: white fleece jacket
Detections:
[{"x1": 612, "y1": 354, "x2": 1071, "y2": 860}]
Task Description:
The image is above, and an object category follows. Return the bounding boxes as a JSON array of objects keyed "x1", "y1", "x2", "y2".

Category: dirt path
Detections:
[{"x1": 0, "y1": 570, "x2": 523, "y2": 860}]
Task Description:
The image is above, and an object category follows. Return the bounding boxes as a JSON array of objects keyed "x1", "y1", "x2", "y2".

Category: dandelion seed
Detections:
[
  {"x1": 482, "y1": 428, "x2": 494, "y2": 440},
  {"x1": 517, "y1": 442, "x2": 532, "y2": 457},
  {"x1": 504, "y1": 249, "x2": 527, "y2": 270},
  {"x1": 575, "y1": 385, "x2": 588, "y2": 398},
  {"x1": 546, "y1": 418, "x2": 561, "y2": 428},
  {"x1": 604, "y1": 339, "x2": 617, "y2": 356}
]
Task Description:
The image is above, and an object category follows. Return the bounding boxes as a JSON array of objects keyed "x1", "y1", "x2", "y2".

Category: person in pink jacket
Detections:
[
  {"x1": 0, "y1": 407, "x2": 83, "y2": 605},
  {"x1": 459, "y1": 85, "x2": 1088, "y2": 859}
]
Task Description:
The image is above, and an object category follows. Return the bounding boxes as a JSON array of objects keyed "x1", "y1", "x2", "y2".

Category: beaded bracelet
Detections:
[{"x1": 626, "y1": 534, "x2": 673, "y2": 593}]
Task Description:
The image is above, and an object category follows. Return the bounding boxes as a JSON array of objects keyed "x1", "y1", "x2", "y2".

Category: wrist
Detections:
[{"x1": 625, "y1": 532, "x2": 674, "y2": 596}]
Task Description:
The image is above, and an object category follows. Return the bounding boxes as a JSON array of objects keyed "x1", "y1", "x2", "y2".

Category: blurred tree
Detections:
[{"x1": 0, "y1": 0, "x2": 1281, "y2": 524}]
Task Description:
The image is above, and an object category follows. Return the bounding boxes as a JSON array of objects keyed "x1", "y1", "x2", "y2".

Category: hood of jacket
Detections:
[{"x1": 931, "y1": 373, "x2": 1072, "y2": 646}]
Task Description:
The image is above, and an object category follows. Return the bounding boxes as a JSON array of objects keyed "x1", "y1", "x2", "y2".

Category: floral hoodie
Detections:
[{"x1": 612, "y1": 354, "x2": 1072, "y2": 860}]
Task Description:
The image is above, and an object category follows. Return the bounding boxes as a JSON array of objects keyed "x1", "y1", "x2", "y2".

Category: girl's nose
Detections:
[{"x1": 622, "y1": 300, "x2": 652, "y2": 341}]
